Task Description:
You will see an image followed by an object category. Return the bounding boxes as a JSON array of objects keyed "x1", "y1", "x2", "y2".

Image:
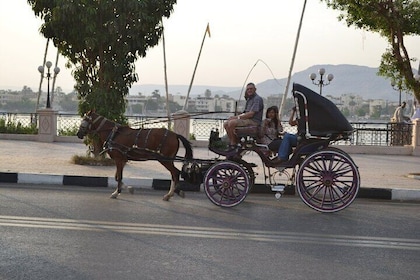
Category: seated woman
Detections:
[
  {"x1": 260, "y1": 106, "x2": 283, "y2": 146},
  {"x1": 270, "y1": 106, "x2": 298, "y2": 165}
]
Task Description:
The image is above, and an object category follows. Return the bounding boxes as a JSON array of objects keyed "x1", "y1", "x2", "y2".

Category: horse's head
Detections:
[{"x1": 77, "y1": 111, "x2": 99, "y2": 139}]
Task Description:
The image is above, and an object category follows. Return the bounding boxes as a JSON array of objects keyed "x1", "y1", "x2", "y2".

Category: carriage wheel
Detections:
[
  {"x1": 203, "y1": 161, "x2": 251, "y2": 207},
  {"x1": 235, "y1": 159, "x2": 256, "y2": 189},
  {"x1": 296, "y1": 148, "x2": 360, "y2": 213}
]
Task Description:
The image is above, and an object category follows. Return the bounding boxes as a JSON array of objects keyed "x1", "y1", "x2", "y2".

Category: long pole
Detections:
[
  {"x1": 279, "y1": 0, "x2": 307, "y2": 118},
  {"x1": 183, "y1": 23, "x2": 210, "y2": 110},
  {"x1": 51, "y1": 49, "x2": 60, "y2": 105},
  {"x1": 46, "y1": 66, "x2": 51, "y2": 108},
  {"x1": 162, "y1": 24, "x2": 171, "y2": 128},
  {"x1": 36, "y1": 38, "x2": 49, "y2": 111},
  {"x1": 237, "y1": 59, "x2": 281, "y2": 114}
]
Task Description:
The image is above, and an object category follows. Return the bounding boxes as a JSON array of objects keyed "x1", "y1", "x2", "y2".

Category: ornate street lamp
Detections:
[
  {"x1": 38, "y1": 61, "x2": 60, "y2": 108},
  {"x1": 309, "y1": 68, "x2": 334, "y2": 95}
]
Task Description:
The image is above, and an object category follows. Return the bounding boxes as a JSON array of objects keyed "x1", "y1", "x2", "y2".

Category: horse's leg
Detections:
[
  {"x1": 161, "y1": 161, "x2": 183, "y2": 201},
  {"x1": 110, "y1": 158, "x2": 127, "y2": 199}
]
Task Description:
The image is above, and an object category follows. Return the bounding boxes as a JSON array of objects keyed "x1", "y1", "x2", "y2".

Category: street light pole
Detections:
[
  {"x1": 390, "y1": 80, "x2": 402, "y2": 106},
  {"x1": 38, "y1": 61, "x2": 60, "y2": 109},
  {"x1": 309, "y1": 68, "x2": 334, "y2": 95}
]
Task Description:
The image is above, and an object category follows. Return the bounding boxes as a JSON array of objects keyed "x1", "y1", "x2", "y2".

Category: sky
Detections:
[{"x1": 1, "y1": 0, "x2": 419, "y2": 94}]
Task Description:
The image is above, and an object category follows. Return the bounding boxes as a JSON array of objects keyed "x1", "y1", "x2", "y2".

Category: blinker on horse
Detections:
[{"x1": 76, "y1": 111, "x2": 193, "y2": 200}]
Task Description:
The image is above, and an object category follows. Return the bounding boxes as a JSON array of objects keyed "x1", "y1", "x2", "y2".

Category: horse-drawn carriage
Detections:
[
  {"x1": 199, "y1": 83, "x2": 360, "y2": 212},
  {"x1": 77, "y1": 83, "x2": 360, "y2": 213}
]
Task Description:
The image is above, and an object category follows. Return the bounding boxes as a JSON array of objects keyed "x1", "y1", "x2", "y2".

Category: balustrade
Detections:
[{"x1": 0, "y1": 112, "x2": 415, "y2": 147}]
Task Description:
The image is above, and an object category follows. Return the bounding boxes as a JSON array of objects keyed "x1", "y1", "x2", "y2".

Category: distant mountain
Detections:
[
  {"x1": 130, "y1": 64, "x2": 416, "y2": 102},
  {"x1": 259, "y1": 64, "x2": 403, "y2": 101}
]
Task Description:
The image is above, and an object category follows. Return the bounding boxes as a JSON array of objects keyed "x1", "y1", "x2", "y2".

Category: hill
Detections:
[
  {"x1": 130, "y1": 64, "x2": 415, "y2": 102},
  {"x1": 258, "y1": 64, "x2": 401, "y2": 101}
]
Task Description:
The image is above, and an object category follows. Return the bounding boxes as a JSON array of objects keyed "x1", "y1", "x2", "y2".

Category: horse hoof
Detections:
[
  {"x1": 177, "y1": 190, "x2": 185, "y2": 198},
  {"x1": 128, "y1": 186, "x2": 134, "y2": 194},
  {"x1": 162, "y1": 195, "x2": 170, "y2": 201},
  {"x1": 110, "y1": 192, "x2": 119, "y2": 199}
]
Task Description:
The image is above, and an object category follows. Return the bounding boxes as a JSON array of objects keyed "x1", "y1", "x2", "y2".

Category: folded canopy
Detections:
[{"x1": 292, "y1": 83, "x2": 353, "y2": 139}]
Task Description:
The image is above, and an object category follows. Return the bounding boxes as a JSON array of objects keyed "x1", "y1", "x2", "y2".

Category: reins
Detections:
[{"x1": 131, "y1": 111, "x2": 232, "y2": 127}]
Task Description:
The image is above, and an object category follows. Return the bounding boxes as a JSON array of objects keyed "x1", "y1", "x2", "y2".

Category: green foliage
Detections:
[
  {"x1": 0, "y1": 118, "x2": 38, "y2": 134},
  {"x1": 0, "y1": 100, "x2": 37, "y2": 112},
  {"x1": 321, "y1": 0, "x2": 420, "y2": 101},
  {"x1": 28, "y1": 0, "x2": 177, "y2": 155},
  {"x1": 356, "y1": 104, "x2": 370, "y2": 117},
  {"x1": 58, "y1": 93, "x2": 78, "y2": 112},
  {"x1": 27, "y1": 0, "x2": 177, "y2": 122},
  {"x1": 58, "y1": 124, "x2": 79, "y2": 136}
]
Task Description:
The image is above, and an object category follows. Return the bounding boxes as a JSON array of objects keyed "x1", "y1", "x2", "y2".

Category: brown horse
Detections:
[{"x1": 76, "y1": 111, "x2": 193, "y2": 201}]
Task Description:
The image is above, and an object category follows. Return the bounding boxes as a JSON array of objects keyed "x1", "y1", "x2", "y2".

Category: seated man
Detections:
[{"x1": 224, "y1": 82, "x2": 264, "y2": 146}]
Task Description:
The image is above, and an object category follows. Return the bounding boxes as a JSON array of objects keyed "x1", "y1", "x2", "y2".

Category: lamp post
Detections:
[
  {"x1": 309, "y1": 68, "x2": 333, "y2": 95},
  {"x1": 390, "y1": 79, "x2": 402, "y2": 106},
  {"x1": 38, "y1": 61, "x2": 60, "y2": 109}
]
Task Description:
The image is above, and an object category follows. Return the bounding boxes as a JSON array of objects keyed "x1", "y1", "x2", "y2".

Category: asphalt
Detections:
[{"x1": 1, "y1": 139, "x2": 419, "y2": 201}]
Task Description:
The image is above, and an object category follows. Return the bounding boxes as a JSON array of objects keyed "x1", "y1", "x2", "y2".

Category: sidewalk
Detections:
[{"x1": 1, "y1": 139, "x2": 419, "y2": 201}]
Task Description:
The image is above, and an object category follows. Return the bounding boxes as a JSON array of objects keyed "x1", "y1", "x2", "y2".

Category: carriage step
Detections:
[{"x1": 271, "y1": 185, "x2": 285, "y2": 192}]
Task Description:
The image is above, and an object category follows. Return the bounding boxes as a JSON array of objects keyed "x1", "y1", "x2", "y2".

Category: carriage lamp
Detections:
[
  {"x1": 390, "y1": 79, "x2": 403, "y2": 106},
  {"x1": 309, "y1": 68, "x2": 334, "y2": 96},
  {"x1": 38, "y1": 61, "x2": 60, "y2": 109}
]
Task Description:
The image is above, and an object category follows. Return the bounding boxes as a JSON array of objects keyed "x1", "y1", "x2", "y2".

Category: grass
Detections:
[{"x1": 71, "y1": 155, "x2": 115, "y2": 166}]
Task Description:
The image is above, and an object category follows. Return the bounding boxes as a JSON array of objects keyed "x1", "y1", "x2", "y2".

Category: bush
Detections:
[
  {"x1": 58, "y1": 124, "x2": 79, "y2": 136},
  {"x1": 0, "y1": 118, "x2": 38, "y2": 134}
]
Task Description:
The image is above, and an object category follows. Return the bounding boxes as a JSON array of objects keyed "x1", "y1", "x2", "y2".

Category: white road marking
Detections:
[{"x1": 1, "y1": 215, "x2": 419, "y2": 251}]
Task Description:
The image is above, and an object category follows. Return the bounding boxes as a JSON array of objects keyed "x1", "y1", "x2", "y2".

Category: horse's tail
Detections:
[{"x1": 177, "y1": 134, "x2": 193, "y2": 160}]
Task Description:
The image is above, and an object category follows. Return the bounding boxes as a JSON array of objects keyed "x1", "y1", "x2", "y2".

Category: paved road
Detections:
[
  {"x1": 0, "y1": 139, "x2": 419, "y2": 200},
  {"x1": 0, "y1": 185, "x2": 419, "y2": 280}
]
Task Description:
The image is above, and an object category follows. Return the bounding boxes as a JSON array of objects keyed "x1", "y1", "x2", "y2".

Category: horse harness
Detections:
[{"x1": 92, "y1": 116, "x2": 170, "y2": 160}]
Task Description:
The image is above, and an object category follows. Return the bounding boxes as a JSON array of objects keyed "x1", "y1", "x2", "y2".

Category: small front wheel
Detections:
[{"x1": 203, "y1": 161, "x2": 250, "y2": 207}]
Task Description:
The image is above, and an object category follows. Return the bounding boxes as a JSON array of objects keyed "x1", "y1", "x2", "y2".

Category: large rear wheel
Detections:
[
  {"x1": 203, "y1": 161, "x2": 250, "y2": 207},
  {"x1": 296, "y1": 148, "x2": 360, "y2": 213}
]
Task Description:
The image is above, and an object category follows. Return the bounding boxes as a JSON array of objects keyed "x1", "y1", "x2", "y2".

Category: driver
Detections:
[{"x1": 223, "y1": 82, "x2": 264, "y2": 147}]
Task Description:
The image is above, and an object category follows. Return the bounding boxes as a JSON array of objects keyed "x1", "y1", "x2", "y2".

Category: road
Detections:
[{"x1": 0, "y1": 185, "x2": 419, "y2": 280}]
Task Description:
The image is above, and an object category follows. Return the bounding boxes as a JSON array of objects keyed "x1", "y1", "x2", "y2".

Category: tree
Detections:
[
  {"x1": 370, "y1": 105, "x2": 382, "y2": 119},
  {"x1": 27, "y1": 0, "x2": 177, "y2": 123},
  {"x1": 204, "y1": 89, "x2": 212, "y2": 98},
  {"x1": 59, "y1": 93, "x2": 78, "y2": 112},
  {"x1": 321, "y1": 0, "x2": 420, "y2": 102}
]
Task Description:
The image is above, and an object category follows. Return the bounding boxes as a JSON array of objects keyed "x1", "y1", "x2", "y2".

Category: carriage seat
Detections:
[{"x1": 235, "y1": 126, "x2": 260, "y2": 141}]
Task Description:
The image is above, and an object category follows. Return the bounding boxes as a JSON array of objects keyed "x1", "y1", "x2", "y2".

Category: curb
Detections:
[{"x1": 1, "y1": 172, "x2": 419, "y2": 201}]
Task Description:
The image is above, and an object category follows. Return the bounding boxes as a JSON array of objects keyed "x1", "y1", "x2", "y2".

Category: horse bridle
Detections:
[{"x1": 79, "y1": 114, "x2": 108, "y2": 135}]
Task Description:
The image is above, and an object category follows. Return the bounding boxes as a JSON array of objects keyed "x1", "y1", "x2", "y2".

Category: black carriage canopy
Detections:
[{"x1": 292, "y1": 83, "x2": 353, "y2": 138}]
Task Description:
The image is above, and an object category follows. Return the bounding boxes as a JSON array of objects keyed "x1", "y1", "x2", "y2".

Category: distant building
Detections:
[
  {"x1": 171, "y1": 94, "x2": 187, "y2": 107},
  {"x1": 195, "y1": 96, "x2": 215, "y2": 112}
]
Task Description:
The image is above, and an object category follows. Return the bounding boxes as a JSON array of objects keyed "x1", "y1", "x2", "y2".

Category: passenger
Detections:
[
  {"x1": 270, "y1": 106, "x2": 298, "y2": 165},
  {"x1": 260, "y1": 105, "x2": 283, "y2": 146},
  {"x1": 224, "y1": 82, "x2": 264, "y2": 146}
]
